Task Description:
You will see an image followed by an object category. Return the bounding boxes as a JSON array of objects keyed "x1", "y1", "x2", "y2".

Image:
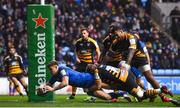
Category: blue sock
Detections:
[{"x1": 108, "y1": 92, "x2": 125, "y2": 99}]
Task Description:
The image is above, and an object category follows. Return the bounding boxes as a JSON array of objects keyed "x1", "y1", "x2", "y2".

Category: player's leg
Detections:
[
  {"x1": 130, "y1": 86, "x2": 179, "y2": 105},
  {"x1": 120, "y1": 71, "x2": 159, "y2": 101},
  {"x1": 127, "y1": 70, "x2": 173, "y2": 102},
  {"x1": 67, "y1": 86, "x2": 77, "y2": 99},
  {"x1": 136, "y1": 77, "x2": 145, "y2": 90},
  {"x1": 9, "y1": 79, "x2": 14, "y2": 96},
  {"x1": 141, "y1": 68, "x2": 160, "y2": 89},
  {"x1": 133, "y1": 56, "x2": 173, "y2": 101},
  {"x1": 18, "y1": 75, "x2": 28, "y2": 94},
  {"x1": 130, "y1": 86, "x2": 160, "y2": 99},
  {"x1": 127, "y1": 73, "x2": 161, "y2": 100},
  {"x1": 10, "y1": 76, "x2": 23, "y2": 96},
  {"x1": 142, "y1": 68, "x2": 173, "y2": 96},
  {"x1": 133, "y1": 68, "x2": 156, "y2": 102},
  {"x1": 67, "y1": 63, "x2": 86, "y2": 100},
  {"x1": 130, "y1": 67, "x2": 146, "y2": 90},
  {"x1": 140, "y1": 66, "x2": 173, "y2": 101},
  {"x1": 87, "y1": 89, "x2": 125, "y2": 102}
]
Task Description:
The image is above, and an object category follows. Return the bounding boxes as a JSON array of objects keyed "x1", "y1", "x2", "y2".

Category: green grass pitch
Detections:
[{"x1": 0, "y1": 94, "x2": 179, "y2": 107}]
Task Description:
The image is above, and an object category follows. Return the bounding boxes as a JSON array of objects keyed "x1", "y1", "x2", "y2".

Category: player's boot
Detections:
[
  {"x1": 161, "y1": 95, "x2": 172, "y2": 102},
  {"x1": 67, "y1": 94, "x2": 75, "y2": 100},
  {"x1": 170, "y1": 99, "x2": 180, "y2": 106},
  {"x1": 84, "y1": 96, "x2": 96, "y2": 103},
  {"x1": 161, "y1": 86, "x2": 173, "y2": 97},
  {"x1": 160, "y1": 95, "x2": 179, "y2": 106},
  {"x1": 123, "y1": 94, "x2": 132, "y2": 102},
  {"x1": 134, "y1": 97, "x2": 142, "y2": 102}
]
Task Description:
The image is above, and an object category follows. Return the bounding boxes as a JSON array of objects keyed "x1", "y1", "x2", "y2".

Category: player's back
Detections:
[
  {"x1": 60, "y1": 66, "x2": 95, "y2": 88},
  {"x1": 97, "y1": 65, "x2": 129, "y2": 83}
]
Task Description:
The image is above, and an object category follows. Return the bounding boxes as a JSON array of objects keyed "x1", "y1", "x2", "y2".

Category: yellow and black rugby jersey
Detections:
[
  {"x1": 102, "y1": 36, "x2": 113, "y2": 51},
  {"x1": 110, "y1": 33, "x2": 146, "y2": 58},
  {"x1": 97, "y1": 65, "x2": 129, "y2": 83},
  {"x1": 4, "y1": 53, "x2": 24, "y2": 75},
  {"x1": 102, "y1": 36, "x2": 123, "y2": 62},
  {"x1": 75, "y1": 37, "x2": 99, "y2": 63}
]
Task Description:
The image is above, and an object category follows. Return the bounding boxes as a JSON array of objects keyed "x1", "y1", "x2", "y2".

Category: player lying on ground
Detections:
[
  {"x1": 86, "y1": 64, "x2": 175, "y2": 101},
  {"x1": 38, "y1": 60, "x2": 124, "y2": 102},
  {"x1": 38, "y1": 60, "x2": 178, "y2": 106}
]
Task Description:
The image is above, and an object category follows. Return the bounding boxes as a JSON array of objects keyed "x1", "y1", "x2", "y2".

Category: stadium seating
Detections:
[{"x1": 0, "y1": 0, "x2": 179, "y2": 76}]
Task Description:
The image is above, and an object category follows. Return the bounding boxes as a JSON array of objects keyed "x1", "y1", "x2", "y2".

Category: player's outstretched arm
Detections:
[{"x1": 45, "y1": 76, "x2": 69, "y2": 92}]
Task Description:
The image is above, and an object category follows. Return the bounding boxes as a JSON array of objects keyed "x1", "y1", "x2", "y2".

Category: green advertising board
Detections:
[{"x1": 27, "y1": 4, "x2": 55, "y2": 102}]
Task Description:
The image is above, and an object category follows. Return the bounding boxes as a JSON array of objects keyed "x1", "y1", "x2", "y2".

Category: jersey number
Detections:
[{"x1": 109, "y1": 69, "x2": 128, "y2": 82}]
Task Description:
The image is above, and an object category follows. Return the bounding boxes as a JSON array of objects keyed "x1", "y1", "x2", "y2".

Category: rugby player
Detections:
[
  {"x1": 68, "y1": 28, "x2": 100, "y2": 100},
  {"x1": 3, "y1": 46, "x2": 28, "y2": 95},
  {"x1": 100, "y1": 30, "x2": 132, "y2": 102},
  {"x1": 101, "y1": 27, "x2": 145, "y2": 99},
  {"x1": 43, "y1": 61, "x2": 121, "y2": 102},
  {"x1": 43, "y1": 61, "x2": 175, "y2": 104},
  {"x1": 108, "y1": 23, "x2": 173, "y2": 102}
]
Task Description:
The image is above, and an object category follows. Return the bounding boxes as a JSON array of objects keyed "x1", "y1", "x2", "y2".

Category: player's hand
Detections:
[
  {"x1": 87, "y1": 64, "x2": 97, "y2": 72},
  {"x1": 118, "y1": 61, "x2": 130, "y2": 70},
  {"x1": 45, "y1": 85, "x2": 54, "y2": 92}
]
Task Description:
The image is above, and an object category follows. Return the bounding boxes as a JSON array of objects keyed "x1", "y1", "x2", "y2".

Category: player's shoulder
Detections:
[
  {"x1": 88, "y1": 37, "x2": 97, "y2": 43},
  {"x1": 14, "y1": 53, "x2": 23, "y2": 59},
  {"x1": 126, "y1": 33, "x2": 135, "y2": 39},
  {"x1": 14, "y1": 53, "x2": 21, "y2": 57},
  {"x1": 127, "y1": 33, "x2": 140, "y2": 40},
  {"x1": 58, "y1": 65, "x2": 69, "y2": 76},
  {"x1": 133, "y1": 33, "x2": 140, "y2": 39},
  {"x1": 88, "y1": 37, "x2": 99, "y2": 47},
  {"x1": 75, "y1": 38, "x2": 83, "y2": 45}
]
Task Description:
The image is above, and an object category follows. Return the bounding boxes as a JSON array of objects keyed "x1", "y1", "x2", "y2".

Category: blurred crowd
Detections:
[
  {"x1": 157, "y1": 0, "x2": 180, "y2": 2},
  {"x1": 170, "y1": 6, "x2": 180, "y2": 42},
  {"x1": 0, "y1": 0, "x2": 179, "y2": 76}
]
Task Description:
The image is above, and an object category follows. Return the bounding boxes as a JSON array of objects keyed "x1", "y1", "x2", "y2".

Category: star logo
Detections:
[{"x1": 32, "y1": 13, "x2": 48, "y2": 28}]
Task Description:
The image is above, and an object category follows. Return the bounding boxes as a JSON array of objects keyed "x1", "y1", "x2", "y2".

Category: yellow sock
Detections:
[
  {"x1": 145, "y1": 89, "x2": 160, "y2": 97},
  {"x1": 130, "y1": 88, "x2": 139, "y2": 96}
]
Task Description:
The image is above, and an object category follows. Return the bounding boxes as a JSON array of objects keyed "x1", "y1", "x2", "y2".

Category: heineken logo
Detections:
[
  {"x1": 32, "y1": 13, "x2": 48, "y2": 28},
  {"x1": 34, "y1": 32, "x2": 47, "y2": 94},
  {"x1": 32, "y1": 13, "x2": 49, "y2": 95}
]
